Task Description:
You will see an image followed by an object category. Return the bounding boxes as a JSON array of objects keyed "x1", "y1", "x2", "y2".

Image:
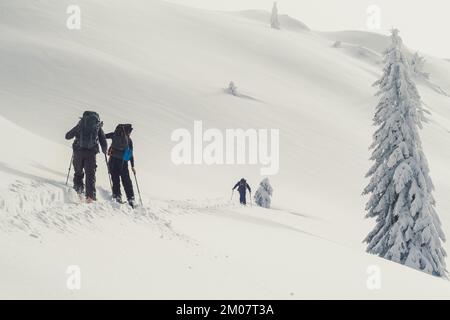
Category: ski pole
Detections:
[
  {"x1": 249, "y1": 191, "x2": 253, "y2": 207},
  {"x1": 104, "y1": 154, "x2": 113, "y2": 193},
  {"x1": 65, "y1": 152, "x2": 73, "y2": 186},
  {"x1": 133, "y1": 169, "x2": 144, "y2": 207}
]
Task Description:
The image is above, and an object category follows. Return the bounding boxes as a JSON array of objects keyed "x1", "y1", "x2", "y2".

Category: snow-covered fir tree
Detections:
[
  {"x1": 363, "y1": 29, "x2": 447, "y2": 277},
  {"x1": 254, "y1": 178, "x2": 273, "y2": 208},
  {"x1": 270, "y1": 2, "x2": 280, "y2": 30},
  {"x1": 228, "y1": 81, "x2": 238, "y2": 96},
  {"x1": 410, "y1": 52, "x2": 430, "y2": 80}
]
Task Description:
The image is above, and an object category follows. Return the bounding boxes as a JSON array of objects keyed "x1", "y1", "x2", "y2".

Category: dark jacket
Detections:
[
  {"x1": 65, "y1": 124, "x2": 107, "y2": 154},
  {"x1": 105, "y1": 132, "x2": 135, "y2": 168},
  {"x1": 233, "y1": 180, "x2": 251, "y2": 194}
]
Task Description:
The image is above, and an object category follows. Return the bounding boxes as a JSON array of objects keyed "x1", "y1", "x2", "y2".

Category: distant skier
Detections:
[
  {"x1": 106, "y1": 124, "x2": 136, "y2": 208},
  {"x1": 232, "y1": 178, "x2": 252, "y2": 205},
  {"x1": 65, "y1": 111, "x2": 108, "y2": 202}
]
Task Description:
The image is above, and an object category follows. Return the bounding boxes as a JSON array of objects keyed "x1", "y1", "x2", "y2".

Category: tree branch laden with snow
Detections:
[{"x1": 410, "y1": 52, "x2": 430, "y2": 80}]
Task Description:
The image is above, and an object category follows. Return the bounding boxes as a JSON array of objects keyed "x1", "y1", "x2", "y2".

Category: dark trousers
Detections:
[
  {"x1": 73, "y1": 149, "x2": 97, "y2": 199},
  {"x1": 239, "y1": 191, "x2": 247, "y2": 205},
  {"x1": 109, "y1": 157, "x2": 134, "y2": 201}
]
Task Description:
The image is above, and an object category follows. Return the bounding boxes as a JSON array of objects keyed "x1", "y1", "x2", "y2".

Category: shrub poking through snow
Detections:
[
  {"x1": 363, "y1": 29, "x2": 447, "y2": 277},
  {"x1": 254, "y1": 178, "x2": 273, "y2": 208}
]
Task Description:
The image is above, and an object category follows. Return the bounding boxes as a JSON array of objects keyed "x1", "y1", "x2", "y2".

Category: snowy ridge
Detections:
[
  {"x1": 229, "y1": 9, "x2": 310, "y2": 31},
  {"x1": 320, "y1": 30, "x2": 390, "y2": 54}
]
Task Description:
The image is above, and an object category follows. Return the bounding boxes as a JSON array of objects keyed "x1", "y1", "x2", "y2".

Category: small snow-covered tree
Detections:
[
  {"x1": 228, "y1": 81, "x2": 238, "y2": 96},
  {"x1": 270, "y1": 2, "x2": 280, "y2": 30},
  {"x1": 254, "y1": 178, "x2": 273, "y2": 208},
  {"x1": 332, "y1": 41, "x2": 342, "y2": 48},
  {"x1": 410, "y1": 52, "x2": 430, "y2": 80},
  {"x1": 363, "y1": 29, "x2": 447, "y2": 277}
]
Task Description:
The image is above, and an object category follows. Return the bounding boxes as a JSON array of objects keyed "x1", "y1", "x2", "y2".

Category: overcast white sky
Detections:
[{"x1": 167, "y1": 0, "x2": 450, "y2": 58}]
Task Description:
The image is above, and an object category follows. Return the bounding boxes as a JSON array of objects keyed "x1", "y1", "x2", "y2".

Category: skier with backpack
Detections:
[
  {"x1": 232, "y1": 178, "x2": 252, "y2": 205},
  {"x1": 105, "y1": 124, "x2": 137, "y2": 208},
  {"x1": 65, "y1": 111, "x2": 108, "y2": 202}
]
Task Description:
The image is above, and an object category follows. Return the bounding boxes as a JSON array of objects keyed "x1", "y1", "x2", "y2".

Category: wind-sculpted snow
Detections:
[
  {"x1": 0, "y1": 174, "x2": 240, "y2": 243},
  {"x1": 0, "y1": 179, "x2": 181, "y2": 240}
]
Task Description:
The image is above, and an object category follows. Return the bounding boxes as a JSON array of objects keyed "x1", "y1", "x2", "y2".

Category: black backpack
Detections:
[
  {"x1": 111, "y1": 124, "x2": 132, "y2": 151},
  {"x1": 79, "y1": 111, "x2": 101, "y2": 150}
]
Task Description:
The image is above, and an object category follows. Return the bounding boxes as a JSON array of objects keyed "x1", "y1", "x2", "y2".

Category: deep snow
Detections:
[{"x1": 1, "y1": 0, "x2": 450, "y2": 298}]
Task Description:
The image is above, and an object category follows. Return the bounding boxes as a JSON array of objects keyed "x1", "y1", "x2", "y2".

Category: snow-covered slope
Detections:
[
  {"x1": 321, "y1": 30, "x2": 390, "y2": 54},
  {"x1": 1, "y1": 0, "x2": 450, "y2": 298}
]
